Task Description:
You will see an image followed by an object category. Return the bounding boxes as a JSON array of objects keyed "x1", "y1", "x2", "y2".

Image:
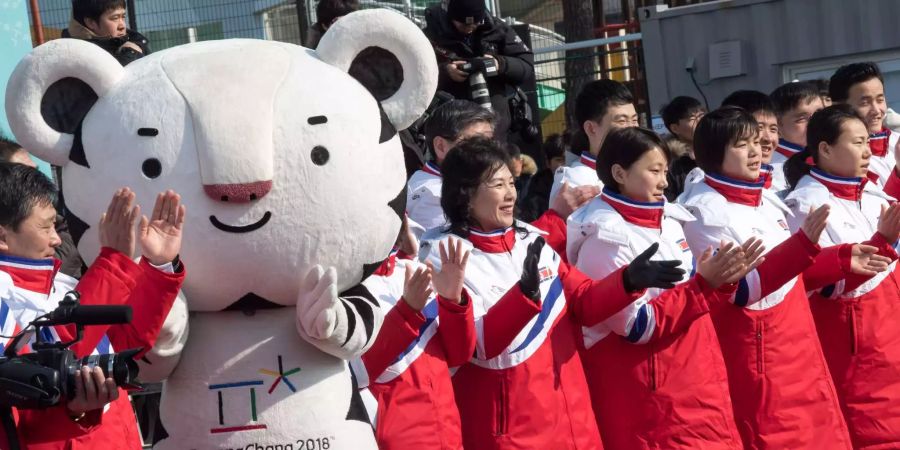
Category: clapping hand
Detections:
[
  {"x1": 402, "y1": 264, "x2": 433, "y2": 311},
  {"x1": 623, "y1": 243, "x2": 685, "y2": 291},
  {"x1": 428, "y1": 238, "x2": 470, "y2": 304},
  {"x1": 800, "y1": 205, "x2": 830, "y2": 244},
  {"x1": 98, "y1": 188, "x2": 140, "y2": 258},
  {"x1": 849, "y1": 243, "x2": 892, "y2": 276},
  {"x1": 518, "y1": 237, "x2": 545, "y2": 302},
  {"x1": 697, "y1": 238, "x2": 766, "y2": 288},
  {"x1": 877, "y1": 203, "x2": 900, "y2": 244},
  {"x1": 551, "y1": 183, "x2": 599, "y2": 220},
  {"x1": 140, "y1": 190, "x2": 185, "y2": 266}
]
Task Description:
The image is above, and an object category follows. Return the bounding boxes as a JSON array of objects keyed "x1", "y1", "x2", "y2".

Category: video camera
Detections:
[{"x1": 0, "y1": 291, "x2": 141, "y2": 410}]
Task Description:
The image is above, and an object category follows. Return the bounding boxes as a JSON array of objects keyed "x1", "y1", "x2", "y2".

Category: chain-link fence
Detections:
[
  {"x1": 30, "y1": 0, "x2": 432, "y2": 51},
  {"x1": 28, "y1": 0, "x2": 713, "y2": 142},
  {"x1": 32, "y1": 0, "x2": 305, "y2": 50},
  {"x1": 530, "y1": 25, "x2": 645, "y2": 138}
]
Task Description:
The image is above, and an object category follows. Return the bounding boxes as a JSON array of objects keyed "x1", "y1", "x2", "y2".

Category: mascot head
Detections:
[{"x1": 5, "y1": 9, "x2": 437, "y2": 311}]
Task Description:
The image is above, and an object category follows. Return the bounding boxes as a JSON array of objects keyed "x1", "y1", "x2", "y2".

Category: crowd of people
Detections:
[
  {"x1": 369, "y1": 58, "x2": 900, "y2": 449},
  {"x1": 3, "y1": 0, "x2": 900, "y2": 449}
]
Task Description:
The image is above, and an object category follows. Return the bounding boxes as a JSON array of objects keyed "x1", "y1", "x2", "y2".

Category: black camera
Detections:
[
  {"x1": 456, "y1": 56, "x2": 499, "y2": 77},
  {"x1": 0, "y1": 291, "x2": 141, "y2": 410},
  {"x1": 508, "y1": 87, "x2": 540, "y2": 142},
  {"x1": 455, "y1": 57, "x2": 499, "y2": 111}
]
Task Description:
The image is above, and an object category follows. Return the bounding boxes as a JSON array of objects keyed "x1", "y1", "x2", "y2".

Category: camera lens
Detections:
[
  {"x1": 66, "y1": 348, "x2": 142, "y2": 395},
  {"x1": 469, "y1": 72, "x2": 492, "y2": 110}
]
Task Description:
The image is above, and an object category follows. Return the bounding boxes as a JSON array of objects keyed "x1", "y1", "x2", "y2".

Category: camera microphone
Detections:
[
  {"x1": 49, "y1": 305, "x2": 133, "y2": 326},
  {"x1": 40, "y1": 292, "x2": 132, "y2": 326}
]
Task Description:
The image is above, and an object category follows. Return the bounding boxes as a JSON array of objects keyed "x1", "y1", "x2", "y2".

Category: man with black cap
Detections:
[{"x1": 423, "y1": 0, "x2": 534, "y2": 142}]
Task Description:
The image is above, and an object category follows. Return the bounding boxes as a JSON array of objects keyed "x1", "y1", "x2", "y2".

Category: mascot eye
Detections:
[
  {"x1": 311, "y1": 146, "x2": 330, "y2": 166},
  {"x1": 142, "y1": 158, "x2": 163, "y2": 178}
]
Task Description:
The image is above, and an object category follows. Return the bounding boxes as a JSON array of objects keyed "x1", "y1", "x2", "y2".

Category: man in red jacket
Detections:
[{"x1": 0, "y1": 162, "x2": 186, "y2": 449}]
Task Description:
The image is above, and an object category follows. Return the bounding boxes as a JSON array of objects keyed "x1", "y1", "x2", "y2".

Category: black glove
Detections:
[
  {"x1": 519, "y1": 237, "x2": 545, "y2": 302},
  {"x1": 623, "y1": 243, "x2": 685, "y2": 291}
]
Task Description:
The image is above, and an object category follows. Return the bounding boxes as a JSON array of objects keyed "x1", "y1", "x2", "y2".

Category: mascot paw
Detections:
[{"x1": 297, "y1": 265, "x2": 341, "y2": 340}]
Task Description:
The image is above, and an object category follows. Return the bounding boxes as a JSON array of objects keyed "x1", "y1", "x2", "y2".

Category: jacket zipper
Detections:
[
  {"x1": 756, "y1": 320, "x2": 765, "y2": 374},
  {"x1": 496, "y1": 376, "x2": 508, "y2": 436},
  {"x1": 649, "y1": 347, "x2": 658, "y2": 391},
  {"x1": 850, "y1": 306, "x2": 858, "y2": 355}
]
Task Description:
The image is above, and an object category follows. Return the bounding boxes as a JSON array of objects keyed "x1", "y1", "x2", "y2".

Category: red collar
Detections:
[
  {"x1": 705, "y1": 172, "x2": 765, "y2": 207},
  {"x1": 580, "y1": 152, "x2": 597, "y2": 170},
  {"x1": 372, "y1": 248, "x2": 399, "y2": 277},
  {"x1": 0, "y1": 255, "x2": 60, "y2": 295},
  {"x1": 601, "y1": 188, "x2": 664, "y2": 229},
  {"x1": 776, "y1": 139, "x2": 804, "y2": 158},
  {"x1": 422, "y1": 161, "x2": 441, "y2": 177},
  {"x1": 869, "y1": 128, "x2": 891, "y2": 158},
  {"x1": 760, "y1": 163, "x2": 774, "y2": 189},
  {"x1": 468, "y1": 227, "x2": 516, "y2": 254},
  {"x1": 810, "y1": 168, "x2": 866, "y2": 201}
]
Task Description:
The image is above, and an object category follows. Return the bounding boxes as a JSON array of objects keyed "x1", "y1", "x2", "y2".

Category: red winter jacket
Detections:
[
  {"x1": 786, "y1": 172, "x2": 900, "y2": 448},
  {"x1": 359, "y1": 257, "x2": 475, "y2": 450},
  {"x1": 882, "y1": 168, "x2": 900, "y2": 200},
  {"x1": 0, "y1": 248, "x2": 184, "y2": 450},
  {"x1": 420, "y1": 223, "x2": 640, "y2": 450},
  {"x1": 811, "y1": 239, "x2": 900, "y2": 449},
  {"x1": 681, "y1": 176, "x2": 852, "y2": 449},
  {"x1": 567, "y1": 193, "x2": 742, "y2": 450},
  {"x1": 709, "y1": 239, "x2": 850, "y2": 449}
]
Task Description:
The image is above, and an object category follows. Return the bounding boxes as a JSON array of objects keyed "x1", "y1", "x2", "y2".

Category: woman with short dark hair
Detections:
[
  {"x1": 419, "y1": 137, "x2": 684, "y2": 449},
  {"x1": 568, "y1": 127, "x2": 761, "y2": 449},
  {"x1": 679, "y1": 106, "x2": 853, "y2": 449}
]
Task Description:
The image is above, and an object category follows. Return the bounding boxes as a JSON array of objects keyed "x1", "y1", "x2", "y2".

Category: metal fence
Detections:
[
  {"x1": 531, "y1": 28, "x2": 646, "y2": 137},
  {"x1": 29, "y1": 0, "x2": 708, "y2": 139},
  {"x1": 27, "y1": 0, "x2": 716, "y2": 143},
  {"x1": 30, "y1": 0, "x2": 433, "y2": 51}
]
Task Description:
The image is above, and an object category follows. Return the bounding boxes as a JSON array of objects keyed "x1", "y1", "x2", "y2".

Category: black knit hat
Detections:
[{"x1": 446, "y1": 0, "x2": 487, "y2": 25}]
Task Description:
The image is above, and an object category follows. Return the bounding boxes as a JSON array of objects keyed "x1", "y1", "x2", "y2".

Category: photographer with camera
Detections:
[
  {"x1": 424, "y1": 0, "x2": 534, "y2": 143},
  {"x1": 0, "y1": 163, "x2": 185, "y2": 449}
]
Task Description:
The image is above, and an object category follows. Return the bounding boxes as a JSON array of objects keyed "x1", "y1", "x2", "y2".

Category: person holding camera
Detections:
[
  {"x1": 0, "y1": 163, "x2": 185, "y2": 449},
  {"x1": 424, "y1": 0, "x2": 534, "y2": 142}
]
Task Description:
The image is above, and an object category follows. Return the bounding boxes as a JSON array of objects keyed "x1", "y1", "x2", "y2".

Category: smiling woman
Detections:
[
  {"x1": 420, "y1": 136, "x2": 691, "y2": 450},
  {"x1": 440, "y1": 137, "x2": 519, "y2": 237}
]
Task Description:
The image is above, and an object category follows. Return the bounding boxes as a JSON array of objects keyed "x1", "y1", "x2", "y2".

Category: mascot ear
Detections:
[
  {"x1": 316, "y1": 9, "x2": 438, "y2": 131},
  {"x1": 4, "y1": 39, "x2": 124, "y2": 166}
]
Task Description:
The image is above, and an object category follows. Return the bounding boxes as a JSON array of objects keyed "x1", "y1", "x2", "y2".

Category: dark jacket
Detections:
[
  {"x1": 423, "y1": 5, "x2": 534, "y2": 141},
  {"x1": 519, "y1": 168, "x2": 553, "y2": 222},
  {"x1": 55, "y1": 214, "x2": 84, "y2": 279},
  {"x1": 665, "y1": 154, "x2": 698, "y2": 202},
  {"x1": 306, "y1": 22, "x2": 327, "y2": 49},
  {"x1": 62, "y1": 18, "x2": 150, "y2": 66}
]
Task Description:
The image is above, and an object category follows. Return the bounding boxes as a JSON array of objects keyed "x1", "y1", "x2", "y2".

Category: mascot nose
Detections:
[{"x1": 203, "y1": 181, "x2": 273, "y2": 203}]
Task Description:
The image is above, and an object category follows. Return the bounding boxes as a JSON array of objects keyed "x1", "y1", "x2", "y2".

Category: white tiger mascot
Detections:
[{"x1": 5, "y1": 9, "x2": 437, "y2": 449}]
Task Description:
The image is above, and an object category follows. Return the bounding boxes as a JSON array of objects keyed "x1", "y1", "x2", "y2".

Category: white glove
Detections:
[{"x1": 296, "y1": 265, "x2": 340, "y2": 341}]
